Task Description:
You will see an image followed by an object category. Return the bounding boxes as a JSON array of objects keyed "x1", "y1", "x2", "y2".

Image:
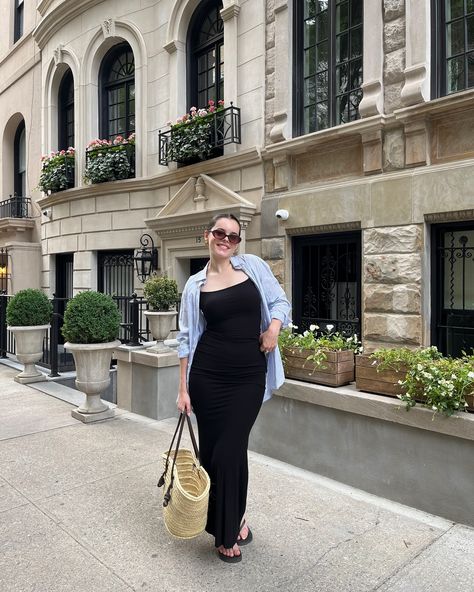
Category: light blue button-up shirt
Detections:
[{"x1": 177, "y1": 254, "x2": 291, "y2": 402}]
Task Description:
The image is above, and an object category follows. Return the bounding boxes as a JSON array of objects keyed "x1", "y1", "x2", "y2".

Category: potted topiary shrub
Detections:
[
  {"x1": 7, "y1": 289, "x2": 52, "y2": 383},
  {"x1": 143, "y1": 274, "x2": 179, "y2": 353},
  {"x1": 62, "y1": 291, "x2": 121, "y2": 422}
]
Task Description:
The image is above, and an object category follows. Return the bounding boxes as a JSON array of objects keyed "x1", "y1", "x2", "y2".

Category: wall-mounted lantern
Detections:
[{"x1": 133, "y1": 233, "x2": 158, "y2": 283}]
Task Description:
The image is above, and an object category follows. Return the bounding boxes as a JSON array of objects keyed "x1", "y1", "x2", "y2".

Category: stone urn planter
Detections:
[
  {"x1": 283, "y1": 347, "x2": 355, "y2": 387},
  {"x1": 65, "y1": 340, "x2": 121, "y2": 422},
  {"x1": 8, "y1": 325, "x2": 50, "y2": 384},
  {"x1": 144, "y1": 310, "x2": 178, "y2": 353},
  {"x1": 6, "y1": 288, "x2": 53, "y2": 384},
  {"x1": 143, "y1": 273, "x2": 179, "y2": 354},
  {"x1": 62, "y1": 291, "x2": 122, "y2": 423}
]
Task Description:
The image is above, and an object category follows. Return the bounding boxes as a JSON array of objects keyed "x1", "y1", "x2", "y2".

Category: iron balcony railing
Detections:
[
  {"x1": 85, "y1": 143, "x2": 135, "y2": 182},
  {"x1": 0, "y1": 195, "x2": 31, "y2": 218},
  {"x1": 159, "y1": 104, "x2": 241, "y2": 166}
]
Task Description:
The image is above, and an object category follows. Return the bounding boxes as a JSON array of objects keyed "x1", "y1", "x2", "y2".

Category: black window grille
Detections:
[
  {"x1": 100, "y1": 43, "x2": 135, "y2": 141},
  {"x1": 294, "y1": 0, "x2": 363, "y2": 135},
  {"x1": 14, "y1": 0, "x2": 24, "y2": 43},
  {"x1": 59, "y1": 69, "x2": 75, "y2": 150},
  {"x1": 292, "y1": 232, "x2": 361, "y2": 337},
  {"x1": 432, "y1": 222, "x2": 474, "y2": 357},
  {"x1": 14, "y1": 120, "x2": 26, "y2": 197},
  {"x1": 432, "y1": 0, "x2": 474, "y2": 97},
  {"x1": 188, "y1": 0, "x2": 224, "y2": 109}
]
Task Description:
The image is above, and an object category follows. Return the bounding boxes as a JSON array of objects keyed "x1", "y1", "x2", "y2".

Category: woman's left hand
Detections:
[{"x1": 259, "y1": 320, "x2": 282, "y2": 353}]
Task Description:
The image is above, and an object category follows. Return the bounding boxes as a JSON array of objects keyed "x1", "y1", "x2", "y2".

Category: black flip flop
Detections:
[
  {"x1": 217, "y1": 549, "x2": 242, "y2": 563},
  {"x1": 237, "y1": 520, "x2": 253, "y2": 546}
]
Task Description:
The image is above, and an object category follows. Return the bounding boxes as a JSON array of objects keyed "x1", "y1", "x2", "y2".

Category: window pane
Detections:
[
  {"x1": 316, "y1": 70, "x2": 328, "y2": 101},
  {"x1": 468, "y1": 0, "x2": 474, "y2": 13},
  {"x1": 336, "y1": 33, "x2": 349, "y2": 62},
  {"x1": 316, "y1": 10, "x2": 328, "y2": 41},
  {"x1": 304, "y1": 48, "x2": 316, "y2": 77},
  {"x1": 446, "y1": 0, "x2": 464, "y2": 20},
  {"x1": 468, "y1": 52, "x2": 474, "y2": 86},
  {"x1": 351, "y1": 26, "x2": 363, "y2": 59},
  {"x1": 304, "y1": 19, "x2": 316, "y2": 48},
  {"x1": 336, "y1": 2, "x2": 349, "y2": 32},
  {"x1": 351, "y1": 0, "x2": 363, "y2": 26},
  {"x1": 316, "y1": 103, "x2": 329, "y2": 130},
  {"x1": 336, "y1": 63, "x2": 348, "y2": 93},
  {"x1": 304, "y1": 104, "x2": 316, "y2": 133},
  {"x1": 447, "y1": 20, "x2": 465, "y2": 56},
  {"x1": 336, "y1": 94, "x2": 349, "y2": 124},
  {"x1": 447, "y1": 55, "x2": 465, "y2": 92},
  {"x1": 304, "y1": 77, "x2": 316, "y2": 105},
  {"x1": 468, "y1": 15, "x2": 474, "y2": 50},
  {"x1": 350, "y1": 58, "x2": 363, "y2": 88},
  {"x1": 316, "y1": 42, "x2": 328, "y2": 71}
]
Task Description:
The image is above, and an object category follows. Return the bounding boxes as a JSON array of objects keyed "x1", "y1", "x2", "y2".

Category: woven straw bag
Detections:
[{"x1": 157, "y1": 413, "x2": 210, "y2": 539}]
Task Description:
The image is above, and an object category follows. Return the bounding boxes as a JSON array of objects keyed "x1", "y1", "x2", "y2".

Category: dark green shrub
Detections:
[
  {"x1": 144, "y1": 274, "x2": 178, "y2": 311},
  {"x1": 62, "y1": 291, "x2": 121, "y2": 344},
  {"x1": 6, "y1": 289, "x2": 52, "y2": 326}
]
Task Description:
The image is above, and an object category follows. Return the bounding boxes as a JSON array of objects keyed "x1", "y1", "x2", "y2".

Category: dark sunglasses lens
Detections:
[
  {"x1": 211, "y1": 229, "x2": 227, "y2": 239},
  {"x1": 228, "y1": 234, "x2": 241, "y2": 244}
]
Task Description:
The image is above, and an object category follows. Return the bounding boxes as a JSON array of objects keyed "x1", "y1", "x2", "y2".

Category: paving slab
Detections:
[
  {"x1": 378, "y1": 524, "x2": 474, "y2": 591},
  {"x1": 0, "y1": 476, "x2": 28, "y2": 514},
  {"x1": 0, "y1": 503, "x2": 133, "y2": 592}
]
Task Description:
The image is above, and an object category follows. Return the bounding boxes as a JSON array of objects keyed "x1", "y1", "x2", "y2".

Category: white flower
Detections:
[
  {"x1": 303, "y1": 330, "x2": 309, "y2": 337},
  {"x1": 309, "y1": 324, "x2": 319, "y2": 331},
  {"x1": 432, "y1": 405, "x2": 437, "y2": 410},
  {"x1": 326, "y1": 324, "x2": 334, "y2": 332},
  {"x1": 468, "y1": 371, "x2": 474, "y2": 379}
]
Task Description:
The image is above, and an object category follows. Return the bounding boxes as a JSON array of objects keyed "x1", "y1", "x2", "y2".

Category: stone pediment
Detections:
[{"x1": 145, "y1": 174, "x2": 256, "y2": 238}]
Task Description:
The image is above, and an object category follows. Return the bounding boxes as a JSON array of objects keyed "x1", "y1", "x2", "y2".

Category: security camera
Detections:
[
  {"x1": 42, "y1": 209, "x2": 52, "y2": 219},
  {"x1": 275, "y1": 209, "x2": 289, "y2": 221}
]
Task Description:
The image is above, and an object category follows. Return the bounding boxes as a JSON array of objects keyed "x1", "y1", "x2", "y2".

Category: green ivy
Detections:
[
  {"x1": 6, "y1": 289, "x2": 52, "y2": 327},
  {"x1": 62, "y1": 291, "x2": 121, "y2": 344}
]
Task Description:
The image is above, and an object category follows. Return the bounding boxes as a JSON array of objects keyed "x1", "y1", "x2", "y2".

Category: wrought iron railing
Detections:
[
  {"x1": 159, "y1": 104, "x2": 241, "y2": 166},
  {"x1": 0, "y1": 195, "x2": 31, "y2": 218},
  {"x1": 85, "y1": 143, "x2": 135, "y2": 182}
]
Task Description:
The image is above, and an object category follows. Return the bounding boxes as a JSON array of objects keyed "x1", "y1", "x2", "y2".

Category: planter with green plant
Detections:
[
  {"x1": 38, "y1": 148, "x2": 75, "y2": 194},
  {"x1": 7, "y1": 289, "x2": 52, "y2": 383},
  {"x1": 143, "y1": 274, "x2": 179, "y2": 353},
  {"x1": 84, "y1": 134, "x2": 135, "y2": 184},
  {"x1": 62, "y1": 291, "x2": 122, "y2": 422},
  {"x1": 278, "y1": 323, "x2": 362, "y2": 387}
]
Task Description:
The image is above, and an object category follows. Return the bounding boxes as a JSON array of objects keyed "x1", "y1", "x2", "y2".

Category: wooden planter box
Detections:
[
  {"x1": 356, "y1": 355, "x2": 474, "y2": 411},
  {"x1": 355, "y1": 355, "x2": 408, "y2": 398},
  {"x1": 283, "y1": 347, "x2": 354, "y2": 387}
]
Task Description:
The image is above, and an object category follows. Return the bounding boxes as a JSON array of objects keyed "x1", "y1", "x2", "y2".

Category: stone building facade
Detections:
[{"x1": 0, "y1": 0, "x2": 473, "y2": 358}]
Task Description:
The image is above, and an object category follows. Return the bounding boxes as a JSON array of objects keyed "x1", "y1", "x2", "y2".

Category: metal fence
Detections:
[{"x1": 0, "y1": 293, "x2": 180, "y2": 377}]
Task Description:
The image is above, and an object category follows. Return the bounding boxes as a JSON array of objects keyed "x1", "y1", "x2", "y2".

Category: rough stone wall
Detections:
[
  {"x1": 261, "y1": 237, "x2": 285, "y2": 283},
  {"x1": 383, "y1": 0, "x2": 406, "y2": 113},
  {"x1": 265, "y1": 0, "x2": 276, "y2": 145},
  {"x1": 363, "y1": 225, "x2": 424, "y2": 352}
]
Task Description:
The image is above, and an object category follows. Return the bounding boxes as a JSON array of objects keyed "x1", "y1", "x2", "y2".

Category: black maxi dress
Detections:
[{"x1": 189, "y1": 277, "x2": 266, "y2": 549}]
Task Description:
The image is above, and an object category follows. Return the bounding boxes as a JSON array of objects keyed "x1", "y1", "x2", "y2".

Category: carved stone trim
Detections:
[
  {"x1": 220, "y1": 3, "x2": 240, "y2": 22},
  {"x1": 286, "y1": 222, "x2": 361, "y2": 236},
  {"x1": 359, "y1": 80, "x2": 383, "y2": 118},
  {"x1": 269, "y1": 111, "x2": 288, "y2": 144},
  {"x1": 425, "y1": 209, "x2": 474, "y2": 223},
  {"x1": 53, "y1": 44, "x2": 64, "y2": 66},
  {"x1": 101, "y1": 18, "x2": 115, "y2": 38},
  {"x1": 164, "y1": 39, "x2": 181, "y2": 54},
  {"x1": 401, "y1": 64, "x2": 428, "y2": 107}
]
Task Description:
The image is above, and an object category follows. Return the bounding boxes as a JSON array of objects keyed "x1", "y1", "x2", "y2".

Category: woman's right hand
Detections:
[{"x1": 177, "y1": 388, "x2": 192, "y2": 416}]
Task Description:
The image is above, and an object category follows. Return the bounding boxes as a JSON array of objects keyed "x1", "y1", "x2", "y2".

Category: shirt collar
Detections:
[{"x1": 191, "y1": 255, "x2": 244, "y2": 285}]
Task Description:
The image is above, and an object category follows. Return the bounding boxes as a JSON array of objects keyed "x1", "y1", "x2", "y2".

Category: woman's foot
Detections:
[
  {"x1": 217, "y1": 543, "x2": 242, "y2": 562},
  {"x1": 237, "y1": 519, "x2": 253, "y2": 545}
]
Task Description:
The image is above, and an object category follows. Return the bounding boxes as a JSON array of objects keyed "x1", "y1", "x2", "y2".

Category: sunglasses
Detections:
[{"x1": 209, "y1": 228, "x2": 242, "y2": 245}]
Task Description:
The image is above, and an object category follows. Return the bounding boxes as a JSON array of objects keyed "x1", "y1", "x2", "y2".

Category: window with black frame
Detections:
[
  {"x1": 58, "y1": 69, "x2": 75, "y2": 150},
  {"x1": 294, "y1": 0, "x2": 363, "y2": 135},
  {"x1": 292, "y1": 232, "x2": 361, "y2": 337},
  {"x1": 432, "y1": 0, "x2": 474, "y2": 97},
  {"x1": 100, "y1": 43, "x2": 135, "y2": 140},
  {"x1": 188, "y1": 0, "x2": 224, "y2": 109},
  {"x1": 14, "y1": 0, "x2": 24, "y2": 43},
  {"x1": 14, "y1": 120, "x2": 26, "y2": 198}
]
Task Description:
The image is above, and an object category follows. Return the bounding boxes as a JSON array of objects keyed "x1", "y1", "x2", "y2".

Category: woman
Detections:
[{"x1": 176, "y1": 213, "x2": 291, "y2": 563}]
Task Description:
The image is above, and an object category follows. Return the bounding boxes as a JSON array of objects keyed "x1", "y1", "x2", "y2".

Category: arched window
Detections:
[
  {"x1": 14, "y1": 120, "x2": 26, "y2": 196},
  {"x1": 188, "y1": 0, "x2": 224, "y2": 109},
  {"x1": 58, "y1": 69, "x2": 75, "y2": 150},
  {"x1": 100, "y1": 43, "x2": 135, "y2": 140}
]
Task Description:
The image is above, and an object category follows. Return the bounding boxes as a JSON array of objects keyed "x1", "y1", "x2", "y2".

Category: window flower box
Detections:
[
  {"x1": 158, "y1": 101, "x2": 241, "y2": 166},
  {"x1": 38, "y1": 148, "x2": 75, "y2": 194},
  {"x1": 279, "y1": 323, "x2": 361, "y2": 387},
  {"x1": 84, "y1": 134, "x2": 135, "y2": 184},
  {"x1": 355, "y1": 354, "x2": 408, "y2": 398}
]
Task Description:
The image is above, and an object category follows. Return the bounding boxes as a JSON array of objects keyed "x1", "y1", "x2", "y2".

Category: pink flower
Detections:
[
  {"x1": 209, "y1": 105, "x2": 215, "y2": 113},
  {"x1": 208, "y1": 99, "x2": 215, "y2": 106},
  {"x1": 218, "y1": 99, "x2": 225, "y2": 106},
  {"x1": 198, "y1": 108, "x2": 207, "y2": 117},
  {"x1": 190, "y1": 106, "x2": 197, "y2": 112}
]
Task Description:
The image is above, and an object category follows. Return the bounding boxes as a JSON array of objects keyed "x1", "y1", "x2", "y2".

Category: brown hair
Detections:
[{"x1": 206, "y1": 213, "x2": 241, "y2": 234}]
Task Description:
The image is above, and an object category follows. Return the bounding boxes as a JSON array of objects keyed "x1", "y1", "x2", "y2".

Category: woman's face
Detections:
[{"x1": 205, "y1": 217, "x2": 241, "y2": 259}]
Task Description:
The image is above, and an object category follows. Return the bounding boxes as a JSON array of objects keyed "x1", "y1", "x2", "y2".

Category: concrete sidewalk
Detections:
[{"x1": 0, "y1": 364, "x2": 473, "y2": 592}]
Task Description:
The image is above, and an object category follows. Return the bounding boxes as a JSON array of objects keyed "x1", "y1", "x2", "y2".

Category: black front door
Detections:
[
  {"x1": 432, "y1": 223, "x2": 474, "y2": 357},
  {"x1": 293, "y1": 232, "x2": 361, "y2": 337}
]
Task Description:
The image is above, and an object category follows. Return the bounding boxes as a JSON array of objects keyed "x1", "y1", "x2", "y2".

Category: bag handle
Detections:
[{"x1": 157, "y1": 413, "x2": 201, "y2": 507}]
